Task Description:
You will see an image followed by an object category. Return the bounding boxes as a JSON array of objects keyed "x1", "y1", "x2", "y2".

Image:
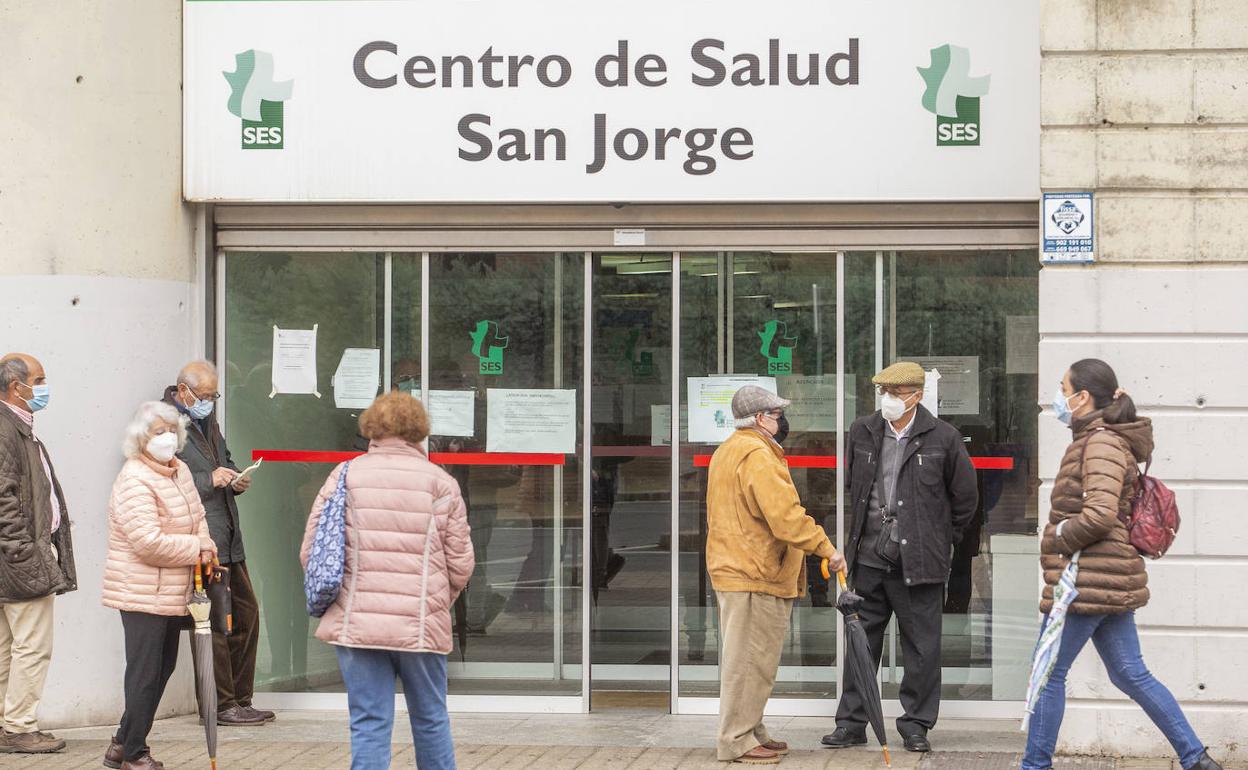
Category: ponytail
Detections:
[{"x1": 1069, "y1": 358, "x2": 1138, "y2": 424}]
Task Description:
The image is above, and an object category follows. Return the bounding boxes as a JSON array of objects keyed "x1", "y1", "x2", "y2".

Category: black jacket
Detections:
[
  {"x1": 844, "y1": 405, "x2": 978, "y2": 586},
  {"x1": 0, "y1": 407, "x2": 77, "y2": 602},
  {"x1": 162, "y1": 386, "x2": 246, "y2": 562}
]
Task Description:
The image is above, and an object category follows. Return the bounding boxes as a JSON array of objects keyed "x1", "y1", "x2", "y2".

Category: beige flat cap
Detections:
[{"x1": 872, "y1": 361, "x2": 926, "y2": 387}]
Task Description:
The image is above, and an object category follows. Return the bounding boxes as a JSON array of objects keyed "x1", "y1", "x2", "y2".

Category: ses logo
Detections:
[
  {"x1": 758, "y1": 320, "x2": 797, "y2": 376},
  {"x1": 917, "y1": 44, "x2": 990, "y2": 147},
  {"x1": 470, "y1": 320, "x2": 509, "y2": 375},
  {"x1": 224, "y1": 50, "x2": 293, "y2": 150}
]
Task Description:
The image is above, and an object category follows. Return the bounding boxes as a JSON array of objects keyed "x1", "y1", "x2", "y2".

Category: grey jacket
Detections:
[
  {"x1": 162, "y1": 386, "x2": 246, "y2": 562},
  {"x1": 0, "y1": 407, "x2": 77, "y2": 602}
]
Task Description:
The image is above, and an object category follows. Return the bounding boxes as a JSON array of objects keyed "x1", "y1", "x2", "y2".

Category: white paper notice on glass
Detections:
[
  {"x1": 428, "y1": 390, "x2": 476, "y2": 437},
  {"x1": 912, "y1": 356, "x2": 978, "y2": 415},
  {"x1": 270, "y1": 325, "x2": 320, "y2": 398},
  {"x1": 486, "y1": 389, "x2": 576, "y2": 454},
  {"x1": 922, "y1": 369, "x2": 941, "y2": 417},
  {"x1": 687, "y1": 375, "x2": 777, "y2": 444},
  {"x1": 331, "y1": 348, "x2": 380, "y2": 409},
  {"x1": 649, "y1": 405, "x2": 689, "y2": 446},
  {"x1": 1006, "y1": 315, "x2": 1039, "y2": 374},
  {"x1": 777, "y1": 375, "x2": 857, "y2": 432}
]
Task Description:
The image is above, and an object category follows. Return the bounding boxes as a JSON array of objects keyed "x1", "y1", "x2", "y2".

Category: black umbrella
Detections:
[
  {"x1": 453, "y1": 593, "x2": 468, "y2": 662},
  {"x1": 823, "y1": 559, "x2": 891, "y2": 767},
  {"x1": 188, "y1": 565, "x2": 218, "y2": 770}
]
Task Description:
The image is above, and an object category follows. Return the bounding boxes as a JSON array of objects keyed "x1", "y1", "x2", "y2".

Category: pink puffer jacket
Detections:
[
  {"x1": 300, "y1": 438, "x2": 473, "y2": 655},
  {"x1": 102, "y1": 456, "x2": 214, "y2": 616}
]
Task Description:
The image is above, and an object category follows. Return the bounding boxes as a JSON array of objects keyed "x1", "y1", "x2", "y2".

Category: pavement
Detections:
[{"x1": 0, "y1": 711, "x2": 1237, "y2": 769}]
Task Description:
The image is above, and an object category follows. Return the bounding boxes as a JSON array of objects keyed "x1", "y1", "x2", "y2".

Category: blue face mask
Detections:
[
  {"x1": 188, "y1": 399, "x2": 215, "y2": 420},
  {"x1": 20, "y1": 383, "x2": 49, "y2": 413},
  {"x1": 1052, "y1": 384, "x2": 1075, "y2": 426}
]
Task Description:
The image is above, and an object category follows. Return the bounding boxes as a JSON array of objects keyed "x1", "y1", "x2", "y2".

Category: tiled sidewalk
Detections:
[{"x1": 0, "y1": 712, "x2": 1232, "y2": 769}]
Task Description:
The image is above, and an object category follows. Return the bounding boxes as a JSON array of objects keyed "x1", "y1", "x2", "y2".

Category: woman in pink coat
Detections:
[
  {"x1": 302, "y1": 391, "x2": 473, "y2": 770},
  {"x1": 101, "y1": 401, "x2": 216, "y2": 770}
]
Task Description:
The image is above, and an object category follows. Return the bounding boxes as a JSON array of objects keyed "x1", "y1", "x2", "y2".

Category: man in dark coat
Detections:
[
  {"x1": 822, "y1": 361, "x2": 977, "y2": 753},
  {"x1": 163, "y1": 360, "x2": 271, "y2": 726},
  {"x1": 0, "y1": 353, "x2": 76, "y2": 753}
]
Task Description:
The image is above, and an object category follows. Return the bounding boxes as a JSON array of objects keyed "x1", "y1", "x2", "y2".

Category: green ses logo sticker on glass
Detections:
[
  {"x1": 759, "y1": 320, "x2": 797, "y2": 375},
  {"x1": 917, "y1": 44, "x2": 990, "y2": 147},
  {"x1": 470, "y1": 320, "x2": 508, "y2": 375},
  {"x1": 224, "y1": 50, "x2": 294, "y2": 150}
]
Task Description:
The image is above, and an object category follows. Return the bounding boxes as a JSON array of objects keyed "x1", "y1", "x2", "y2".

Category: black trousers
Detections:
[
  {"x1": 835, "y1": 565, "x2": 944, "y2": 736},
  {"x1": 212, "y1": 561, "x2": 260, "y2": 710},
  {"x1": 117, "y1": 611, "x2": 184, "y2": 761}
]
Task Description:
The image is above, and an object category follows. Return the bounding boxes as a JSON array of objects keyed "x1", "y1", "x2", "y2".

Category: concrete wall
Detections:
[
  {"x1": 1040, "y1": 0, "x2": 1247, "y2": 759},
  {"x1": 0, "y1": 1, "x2": 201, "y2": 727}
]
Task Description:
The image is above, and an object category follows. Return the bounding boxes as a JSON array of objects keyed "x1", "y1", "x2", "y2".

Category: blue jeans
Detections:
[
  {"x1": 335, "y1": 646, "x2": 456, "y2": 770},
  {"x1": 1022, "y1": 611, "x2": 1205, "y2": 770}
]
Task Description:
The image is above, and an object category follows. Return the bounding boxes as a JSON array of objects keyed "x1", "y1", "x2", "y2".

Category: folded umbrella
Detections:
[
  {"x1": 1022, "y1": 551, "x2": 1080, "y2": 732},
  {"x1": 823, "y1": 559, "x2": 890, "y2": 768},
  {"x1": 188, "y1": 565, "x2": 219, "y2": 770}
]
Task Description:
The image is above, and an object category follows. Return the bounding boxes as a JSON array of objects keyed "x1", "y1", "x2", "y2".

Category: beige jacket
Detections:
[
  {"x1": 706, "y1": 428, "x2": 835, "y2": 598},
  {"x1": 102, "y1": 456, "x2": 213, "y2": 616}
]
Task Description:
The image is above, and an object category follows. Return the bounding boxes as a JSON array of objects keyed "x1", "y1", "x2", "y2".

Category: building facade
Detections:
[{"x1": 0, "y1": 0, "x2": 1242, "y2": 759}]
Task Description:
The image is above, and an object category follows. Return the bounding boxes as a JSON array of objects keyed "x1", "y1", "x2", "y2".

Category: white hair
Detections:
[
  {"x1": 177, "y1": 360, "x2": 218, "y2": 390},
  {"x1": 734, "y1": 414, "x2": 760, "y2": 429},
  {"x1": 122, "y1": 401, "x2": 188, "y2": 460}
]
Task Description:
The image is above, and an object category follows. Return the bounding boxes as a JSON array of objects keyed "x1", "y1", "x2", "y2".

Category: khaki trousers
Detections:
[
  {"x1": 0, "y1": 595, "x2": 54, "y2": 733},
  {"x1": 715, "y1": 591, "x2": 793, "y2": 761}
]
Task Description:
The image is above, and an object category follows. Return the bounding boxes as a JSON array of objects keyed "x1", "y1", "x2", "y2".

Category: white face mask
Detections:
[
  {"x1": 146, "y1": 432, "x2": 179, "y2": 463},
  {"x1": 880, "y1": 391, "x2": 918, "y2": 422}
]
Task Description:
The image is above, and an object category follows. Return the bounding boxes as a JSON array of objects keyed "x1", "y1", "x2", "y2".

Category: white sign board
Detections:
[
  {"x1": 184, "y1": 0, "x2": 1039, "y2": 202},
  {"x1": 912, "y1": 356, "x2": 979, "y2": 415},
  {"x1": 486, "y1": 389, "x2": 577, "y2": 453},
  {"x1": 428, "y1": 389, "x2": 476, "y2": 437},
  {"x1": 688, "y1": 375, "x2": 777, "y2": 444},
  {"x1": 776, "y1": 375, "x2": 857, "y2": 432},
  {"x1": 1042, "y1": 192, "x2": 1094, "y2": 263},
  {"x1": 270, "y1": 325, "x2": 319, "y2": 398},
  {"x1": 332, "y1": 348, "x2": 381, "y2": 409}
]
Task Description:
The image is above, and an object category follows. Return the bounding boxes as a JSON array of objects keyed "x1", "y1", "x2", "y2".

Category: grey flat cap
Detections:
[{"x1": 731, "y1": 385, "x2": 791, "y2": 419}]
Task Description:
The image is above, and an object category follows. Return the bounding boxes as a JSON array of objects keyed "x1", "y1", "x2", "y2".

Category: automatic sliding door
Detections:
[
  {"x1": 588, "y1": 253, "x2": 674, "y2": 697},
  {"x1": 427, "y1": 252, "x2": 584, "y2": 699}
]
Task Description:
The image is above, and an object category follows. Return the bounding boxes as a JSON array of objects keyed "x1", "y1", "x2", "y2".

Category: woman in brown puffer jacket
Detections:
[{"x1": 1022, "y1": 359, "x2": 1220, "y2": 770}]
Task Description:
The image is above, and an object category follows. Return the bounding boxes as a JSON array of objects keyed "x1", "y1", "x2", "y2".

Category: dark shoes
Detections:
[
  {"x1": 820, "y1": 726, "x2": 867, "y2": 748},
  {"x1": 104, "y1": 736, "x2": 124, "y2": 768},
  {"x1": 0, "y1": 729, "x2": 66, "y2": 753},
  {"x1": 901, "y1": 731, "x2": 931, "y2": 753},
  {"x1": 1191, "y1": 750, "x2": 1224, "y2": 770},
  {"x1": 242, "y1": 705, "x2": 276, "y2": 722},
  {"x1": 120, "y1": 753, "x2": 164, "y2": 770},
  {"x1": 218, "y1": 704, "x2": 270, "y2": 726}
]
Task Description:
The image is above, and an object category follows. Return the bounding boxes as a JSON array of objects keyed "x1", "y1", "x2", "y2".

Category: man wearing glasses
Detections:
[
  {"x1": 822, "y1": 362, "x2": 977, "y2": 753},
  {"x1": 163, "y1": 360, "x2": 272, "y2": 726},
  {"x1": 707, "y1": 385, "x2": 844, "y2": 765}
]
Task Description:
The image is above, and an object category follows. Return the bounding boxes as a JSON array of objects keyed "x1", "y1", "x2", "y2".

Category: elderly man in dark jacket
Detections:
[
  {"x1": 0, "y1": 353, "x2": 76, "y2": 754},
  {"x1": 822, "y1": 361, "x2": 977, "y2": 754},
  {"x1": 162, "y1": 360, "x2": 272, "y2": 726}
]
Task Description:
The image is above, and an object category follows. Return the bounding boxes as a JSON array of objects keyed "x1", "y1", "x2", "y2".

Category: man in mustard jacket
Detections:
[{"x1": 706, "y1": 385, "x2": 845, "y2": 765}]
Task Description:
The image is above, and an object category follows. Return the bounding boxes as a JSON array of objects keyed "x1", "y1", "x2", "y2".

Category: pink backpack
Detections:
[{"x1": 1123, "y1": 462, "x2": 1180, "y2": 559}]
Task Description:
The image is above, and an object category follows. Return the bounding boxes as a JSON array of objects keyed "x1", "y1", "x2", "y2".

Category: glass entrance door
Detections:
[{"x1": 220, "y1": 246, "x2": 1040, "y2": 715}]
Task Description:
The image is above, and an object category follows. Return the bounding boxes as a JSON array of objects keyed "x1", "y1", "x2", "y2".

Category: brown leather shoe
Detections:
[
  {"x1": 761, "y1": 740, "x2": 789, "y2": 756},
  {"x1": 733, "y1": 745, "x2": 781, "y2": 764},
  {"x1": 104, "y1": 736, "x2": 124, "y2": 768},
  {"x1": 241, "y1": 705, "x2": 276, "y2": 722},
  {"x1": 1, "y1": 729, "x2": 65, "y2": 753},
  {"x1": 120, "y1": 753, "x2": 165, "y2": 770},
  {"x1": 218, "y1": 704, "x2": 268, "y2": 726}
]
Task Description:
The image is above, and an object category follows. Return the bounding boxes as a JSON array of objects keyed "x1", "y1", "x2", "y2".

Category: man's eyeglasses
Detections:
[{"x1": 876, "y1": 386, "x2": 918, "y2": 398}]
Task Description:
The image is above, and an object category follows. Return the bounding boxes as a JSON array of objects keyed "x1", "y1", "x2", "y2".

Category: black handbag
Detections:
[
  {"x1": 874, "y1": 514, "x2": 902, "y2": 567},
  {"x1": 205, "y1": 565, "x2": 234, "y2": 636}
]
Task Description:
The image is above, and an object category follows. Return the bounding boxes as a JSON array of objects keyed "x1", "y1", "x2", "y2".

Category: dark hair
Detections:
[{"x1": 1069, "y1": 358, "x2": 1137, "y2": 424}]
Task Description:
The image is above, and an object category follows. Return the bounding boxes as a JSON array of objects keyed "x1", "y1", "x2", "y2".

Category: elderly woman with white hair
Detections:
[{"x1": 100, "y1": 401, "x2": 216, "y2": 770}]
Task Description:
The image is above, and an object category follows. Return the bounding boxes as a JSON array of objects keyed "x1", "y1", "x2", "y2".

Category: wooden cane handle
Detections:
[
  {"x1": 820, "y1": 558, "x2": 850, "y2": 591},
  {"x1": 194, "y1": 567, "x2": 203, "y2": 593}
]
